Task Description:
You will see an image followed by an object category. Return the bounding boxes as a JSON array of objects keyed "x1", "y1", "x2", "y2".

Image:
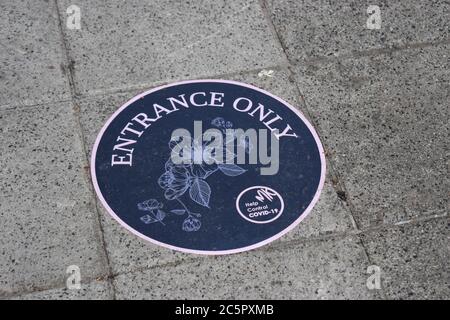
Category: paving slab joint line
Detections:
[
  {"x1": 355, "y1": 235, "x2": 388, "y2": 299},
  {"x1": 273, "y1": 212, "x2": 449, "y2": 251},
  {"x1": 53, "y1": 3, "x2": 77, "y2": 97},
  {"x1": 373, "y1": 212, "x2": 448, "y2": 231},
  {"x1": 0, "y1": 98, "x2": 73, "y2": 112},
  {"x1": 52, "y1": 0, "x2": 117, "y2": 300},
  {"x1": 72, "y1": 101, "x2": 119, "y2": 300},
  {"x1": 258, "y1": 0, "x2": 292, "y2": 67},
  {"x1": 75, "y1": 64, "x2": 290, "y2": 100},
  {"x1": 295, "y1": 38, "x2": 450, "y2": 66},
  {"x1": 69, "y1": 111, "x2": 119, "y2": 297},
  {"x1": 281, "y1": 212, "x2": 449, "y2": 248},
  {"x1": 296, "y1": 148, "x2": 384, "y2": 296},
  {"x1": 108, "y1": 256, "x2": 205, "y2": 282},
  {"x1": 103, "y1": 233, "x2": 362, "y2": 282},
  {"x1": 0, "y1": 274, "x2": 113, "y2": 300},
  {"x1": 393, "y1": 211, "x2": 448, "y2": 226},
  {"x1": 106, "y1": 227, "x2": 380, "y2": 281}
]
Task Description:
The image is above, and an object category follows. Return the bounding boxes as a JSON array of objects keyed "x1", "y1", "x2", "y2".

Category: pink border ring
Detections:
[{"x1": 90, "y1": 79, "x2": 326, "y2": 255}]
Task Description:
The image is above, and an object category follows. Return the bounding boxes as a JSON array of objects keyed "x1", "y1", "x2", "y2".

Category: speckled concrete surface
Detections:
[
  {"x1": 113, "y1": 236, "x2": 380, "y2": 300},
  {"x1": 55, "y1": 0, "x2": 286, "y2": 96},
  {"x1": 360, "y1": 217, "x2": 449, "y2": 299},
  {"x1": 0, "y1": 0, "x2": 448, "y2": 300},
  {"x1": 0, "y1": 102, "x2": 108, "y2": 295},
  {"x1": 12, "y1": 280, "x2": 113, "y2": 300},
  {"x1": 0, "y1": 0, "x2": 70, "y2": 107},
  {"x1": 293, "y1": 44, "x2": 449, "y2": 228},
  {"x1": 268, "y1": 0, "x2": 450, "y2": 62}
]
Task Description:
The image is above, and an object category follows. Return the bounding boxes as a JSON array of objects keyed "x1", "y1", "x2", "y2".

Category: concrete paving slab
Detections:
[
  {"x1": 293, "y1": 44, "x2": 449, "y2": 228},
  {"x1": 113, "y1": 235, "x2": 378, "y2": 299},
  {"x1": 0, "y1": 102, "x2": 108, "y2": 296},
  {"x1": 11, "y1": 280, "x2": 113, "y2": 300},
  {"x1": 56, "y1": 0, "x2": 285, "y2": 96},
  {"x1": 360, "y1": 217, "x2": 449, "y2": 299},
  {"x1": 0, "y1": 0, "x2": 70, "y2": 107},
  {"x1": 268, "y1": 0, "x2": 450, "y2": 62},
  {"x1": 78, "y1": 69, "x2": 354, "y2": 274}
]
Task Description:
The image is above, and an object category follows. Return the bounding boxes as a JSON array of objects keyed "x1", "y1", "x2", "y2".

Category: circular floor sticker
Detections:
[{"x1": 91, "y1": 80, "x2": 325, "y2": 255}]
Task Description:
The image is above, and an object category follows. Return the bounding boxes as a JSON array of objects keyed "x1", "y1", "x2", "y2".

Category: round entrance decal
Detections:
[{"x1": 91, "y1": 80, "x2": 325, "y2": 254}]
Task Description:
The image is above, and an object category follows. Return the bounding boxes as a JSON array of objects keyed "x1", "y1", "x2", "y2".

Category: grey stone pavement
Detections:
[{"x1": 0, "y1": 0, "x2": 448, "y2": 300}]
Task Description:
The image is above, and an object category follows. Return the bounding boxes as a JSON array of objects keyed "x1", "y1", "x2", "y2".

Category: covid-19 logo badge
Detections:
[{"x1": 91, "y1": 80, "x2": 325, "y2": 254}]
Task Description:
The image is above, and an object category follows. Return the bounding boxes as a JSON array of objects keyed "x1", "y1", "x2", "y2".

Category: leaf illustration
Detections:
[
  {"x1": 156, "y1": 209, "x2": 166, "y2": 221},
  {"x1": 140, "y1": 209, "x2": 166, "y2": 225},
  {"x1": 217, "y1": 163, "x2": 246, "y2": 176},
  {"x1": 202, "y1": 168, "x2": 217, "y2": 179},
  {"x1": 140, "y1": 214, "x2": 158, "y2": 224},
  {"x1": 189, "y1": 178, "x2": 211, "y2": 208},
  {"x1": 170, "y1": 209, "x2": 186, "y2": 215}
]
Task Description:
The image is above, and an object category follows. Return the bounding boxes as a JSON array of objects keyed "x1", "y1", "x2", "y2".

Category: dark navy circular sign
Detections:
[{"x1": 91, "y1": 80, "x2": 325, "y2": 254}]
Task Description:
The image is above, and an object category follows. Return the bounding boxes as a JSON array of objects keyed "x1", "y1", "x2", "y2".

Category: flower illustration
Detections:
[
  {"x1": 211, "y1": 117, "x2": 226, "y2": 128},
  {"x1": 169, "y1": 135, "x2": 219, "y2": 179},
  {"x1": 137, "y1": 199, "x2": 162, "y2": 211},
  {"x1": 137, "y1": 199, "x2": 166, "y2": 225},
  {"x1": 158, "y1": 161, "x2": 191, "y2": 200},
  {"x1": 139, "y1": 118, "x2": 248, "y2": 232},
  {"x1": 212, "y1": 117, "x2": 253, "y2": 154},
  {"x1": 182, "y1": 216, "x2": 202, "y2": 232}
]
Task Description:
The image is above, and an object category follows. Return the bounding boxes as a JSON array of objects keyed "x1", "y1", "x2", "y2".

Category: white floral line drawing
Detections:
[{"x1": 137, "y1": 117, "x2": 249, "y2": 232}]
